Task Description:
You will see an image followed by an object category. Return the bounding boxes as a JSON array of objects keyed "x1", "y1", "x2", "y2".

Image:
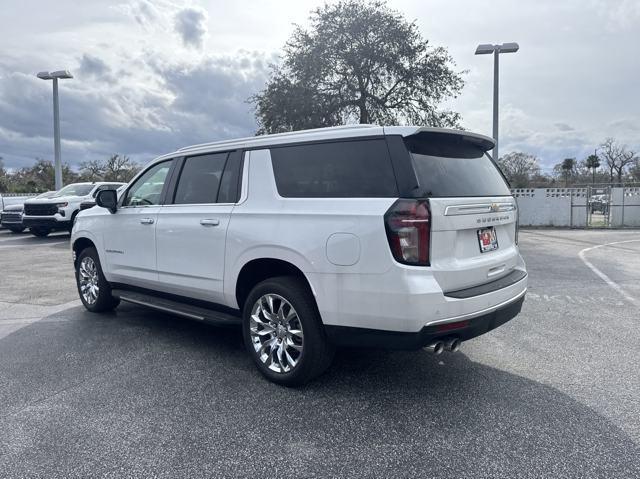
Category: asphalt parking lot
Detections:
[{"x1": 1, "y1": 228, "x2": 639, "y2": 478}]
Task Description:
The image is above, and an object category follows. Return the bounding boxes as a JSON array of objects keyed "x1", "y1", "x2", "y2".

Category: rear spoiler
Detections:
[{"x1": 406, "y1": 127, "x2": 496, "y2": 153}]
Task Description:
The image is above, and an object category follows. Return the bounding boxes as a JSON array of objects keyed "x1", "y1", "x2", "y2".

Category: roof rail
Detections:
[{"x1": 176, "y1": 124, "x2": 378, "y2": 153}]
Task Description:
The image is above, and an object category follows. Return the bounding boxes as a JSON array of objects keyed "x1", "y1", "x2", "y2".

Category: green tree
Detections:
[
  {"x1": 252, "y1": 0, "x2": 464, "y2": 133},
  {"x1": 560, "y1": 158, "x2": 576, "y2": 187},
  {"x1": 9, "y1": 159, "x2": 77, "y2": 193},
  {"x1": 628, "y1": 160, "x2": 640, "y2": 183},
  {"x1": 585, "y1": 154, "x2": 600, "y2": 185},
  {"x1": 0, "y1": 156, "x2": 8, "y2": 193}
]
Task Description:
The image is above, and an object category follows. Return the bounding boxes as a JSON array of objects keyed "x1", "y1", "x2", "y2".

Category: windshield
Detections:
[
  {"x1": 36, "y1": 191, "x2": 58, "y2": 199},
  {"x1": 404, "y1": 134, "x2": 511, "y2": 197},
  {"x1": 55, "y1": 184, "x2": 94, "y2": 197}
]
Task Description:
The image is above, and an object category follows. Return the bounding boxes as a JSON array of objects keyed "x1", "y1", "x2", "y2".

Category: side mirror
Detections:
[{"x1": 96, "y1": 189, "x2": 118, "y2": 214}]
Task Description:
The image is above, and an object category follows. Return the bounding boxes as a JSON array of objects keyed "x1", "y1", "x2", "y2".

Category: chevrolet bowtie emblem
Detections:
[{"x1": 490, "y1": 203, "x2": 500, "y2": 212}]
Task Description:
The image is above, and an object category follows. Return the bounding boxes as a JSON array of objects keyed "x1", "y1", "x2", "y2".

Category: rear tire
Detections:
[
  {"x1": 242, "y1": 276, "x2": 334, "y2": 386},
  {"x1": 30, "y1": 227, "x2": 50, "y2": 237},
  {"x1": 75, "y1": 247, "x2": 120, "y2": 312}
]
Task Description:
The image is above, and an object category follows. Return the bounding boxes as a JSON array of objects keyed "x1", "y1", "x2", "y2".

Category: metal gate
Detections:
[{"x1": 587, "y1": 186, "x2": 611, "y2": 227}]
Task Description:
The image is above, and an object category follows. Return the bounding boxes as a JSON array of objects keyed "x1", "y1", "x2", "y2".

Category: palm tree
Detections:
[
  {"x1": 561, "y1": 158, "x2": 576, "y2": 187},
  {"x1": 585, "y1": 154, "x2": 600, "y2": 185}
]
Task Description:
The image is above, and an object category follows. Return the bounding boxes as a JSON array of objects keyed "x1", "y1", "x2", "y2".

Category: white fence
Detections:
[{"x1": 512, "y1": 187, "x2": 640, "y2": 228}]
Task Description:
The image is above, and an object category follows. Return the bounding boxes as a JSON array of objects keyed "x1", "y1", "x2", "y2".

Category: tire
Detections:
[
  {"x1": 75, "y1": 247, "x2": 120, "y2": 313},
  {"x1": 242, "y1": 276, "x2": 334, "y2": 386},
  {"x1": 8, "y1": 226, "x2": 25, "y2": 234},
  {"x1": 30, "y1": 227, "x2": 50, "y2": 237}
]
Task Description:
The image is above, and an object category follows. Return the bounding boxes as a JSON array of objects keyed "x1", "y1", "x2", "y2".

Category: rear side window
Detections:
[
  {"x1": 174, "y1": 153, "x2": 228, "y2": 204},
  {"x1": 270, "y1": 139, "x2": 398, "y2": 198},
  {"x1": 404, "y1": 133, "x2": 511, "y2": 197}
]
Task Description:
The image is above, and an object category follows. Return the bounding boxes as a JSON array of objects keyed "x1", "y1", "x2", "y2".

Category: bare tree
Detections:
[
  {"x1": 497, "y1": 152, "x2": 540, "y2": 188},
  {"x1": 79, "y1": 155, "x2": 140, "y2": 183},
  {"x1": 600, "y1": 138, "x2": 638, "y2": 185},
  {"x1": 104, "y1": 154, "x2": 138, "y2": 182},
  {"x1": 79, "y1": 159, "x2": 105, "y2": 181}
]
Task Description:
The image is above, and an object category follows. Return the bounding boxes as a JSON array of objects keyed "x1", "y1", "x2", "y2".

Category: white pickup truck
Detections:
[{"x1": 22, "y1": 182, "x2": 124, "y2": 237}]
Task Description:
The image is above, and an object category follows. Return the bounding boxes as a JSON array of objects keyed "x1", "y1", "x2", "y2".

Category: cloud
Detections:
[
  {"x1": 554, "y1": 123, "x2": 575, "y2": 132},
  {"x1": 174, "y1": 7, "x2": 208, "y2": 49},
  {"x1": 0, "y1": 49, "x2": 271, "y2": 170},
  {"x1": 130, "y1": 0, "x2": 160, "y2": 26},
  {"x1": 78, "y1": 54, "x2": 111, "y2": 78}
]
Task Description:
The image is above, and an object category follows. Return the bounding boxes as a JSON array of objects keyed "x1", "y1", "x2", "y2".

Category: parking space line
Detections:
[
  {"x1": 0, "y1": 241, "x2": 67, "y2": 249},
  {"x1": 578, "y1": 239, "x2": 640, "y2": 307}
]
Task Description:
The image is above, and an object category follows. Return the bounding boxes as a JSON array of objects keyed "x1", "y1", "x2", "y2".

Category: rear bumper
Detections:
[
  {"x1": 325, "y1": 293, "x2": 525, "y2": 350},
  {"x1": 23, "y1": 217, "x2": 70, "y2": 230}
]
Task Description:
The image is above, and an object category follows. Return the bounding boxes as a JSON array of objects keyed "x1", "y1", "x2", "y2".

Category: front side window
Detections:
[
  {"x1": 173, "y1": 153, "x2": 228, "y2": 204},
  {"x1": 122, "y1": 161, "x2": 172, "y2": 206},
  {"x1": 270, "y1": 139, "x2": 398, "y2": 198}
]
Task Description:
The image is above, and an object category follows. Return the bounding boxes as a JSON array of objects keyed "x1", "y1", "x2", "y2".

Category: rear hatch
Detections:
[{"x1": 402, "y1": 130, "x2": 520, "y2": 293}]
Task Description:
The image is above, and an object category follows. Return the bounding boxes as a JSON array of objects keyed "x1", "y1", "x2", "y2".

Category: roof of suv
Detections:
[{"x1": 167, "y1": 125, "x2": 495, "y2": 159}]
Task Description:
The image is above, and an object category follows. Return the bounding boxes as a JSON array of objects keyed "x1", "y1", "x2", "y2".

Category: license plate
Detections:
[{"x1": 477, "y1": 227, "x2": 499, "y2": 253}]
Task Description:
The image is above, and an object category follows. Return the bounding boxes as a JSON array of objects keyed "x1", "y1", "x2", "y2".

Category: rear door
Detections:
[
  {"x1": 155, "y1": 150, "x2": 243, "y2": 303},
  {"x1": 400, "y1": 132, "x2": 520, "y2": 292}
]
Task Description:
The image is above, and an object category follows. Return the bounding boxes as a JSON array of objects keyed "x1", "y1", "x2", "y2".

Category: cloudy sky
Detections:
[{"x1": 1, "y1": 0, "x2": 639, "y2": 173}]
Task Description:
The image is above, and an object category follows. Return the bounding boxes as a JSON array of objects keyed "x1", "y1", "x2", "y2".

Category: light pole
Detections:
[
  {"x1": 37, "y1": 70, "x2": 73, "y2": 191},
  {"x1": 475, "y1": 43, "x2": 519, "y2": 162}
]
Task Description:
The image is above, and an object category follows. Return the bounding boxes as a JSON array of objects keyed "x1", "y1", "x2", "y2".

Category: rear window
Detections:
[
  {"x1": 174, "y1": 153, "x2": 228, "y2": 204},
  {"x1": 404, "y1": 133, "x2": 511, "y2": 197},
  {"x1": 270, "y1": 139, "x2": 398, "y2": 198}
]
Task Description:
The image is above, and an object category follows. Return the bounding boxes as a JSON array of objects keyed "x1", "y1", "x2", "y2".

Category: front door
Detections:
[{"x1": 103, "y1": 160, "x2": 173, "y2": 287}]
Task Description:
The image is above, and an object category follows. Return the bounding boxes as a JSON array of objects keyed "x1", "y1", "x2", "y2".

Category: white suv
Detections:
[
  {"x1": 71, "y1": 125, "x2": 527, "y2": 385},
  {"x1": 23, "y1": 182, "x2": 124, "y2": 237}
]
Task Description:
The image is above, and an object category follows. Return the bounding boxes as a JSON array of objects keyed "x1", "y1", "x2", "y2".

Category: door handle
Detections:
[
  {"x1": 140, "y1": 218, "x2": 155, "y2": 225},
  {"x1": 200, "y1": 219, "x2": 220, "y2": 227}
]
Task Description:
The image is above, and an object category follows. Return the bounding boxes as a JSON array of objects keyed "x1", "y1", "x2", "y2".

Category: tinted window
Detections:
[
  {"x1": 270, "y1": 139, "x2": 398, "y2": 198},
  {"x1": 404, "y1": 134, "x2": 511, "y2": 197},
  {"x1": 123, "y1": 161, "x2": 172, "y2": 206},
  {"x1": 217, "y1": 151, "x2": 243, "y2": 203},
  {"x1": 174, "y1": 153, "x2": 228, "y2": 204}
]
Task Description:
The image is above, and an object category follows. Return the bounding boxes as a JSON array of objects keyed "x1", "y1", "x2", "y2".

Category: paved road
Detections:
[{"x1": 1, "y1": 228, "x2": 639, "y2": 478}]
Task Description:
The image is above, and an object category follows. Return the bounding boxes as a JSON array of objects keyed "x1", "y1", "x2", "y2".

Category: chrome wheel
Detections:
[
  {"x1": 78, "y1": 256, "x2": 99, "y2": 305},
  {"x1": 249, "y1": 294, "x2": 304, "y2": 374}
]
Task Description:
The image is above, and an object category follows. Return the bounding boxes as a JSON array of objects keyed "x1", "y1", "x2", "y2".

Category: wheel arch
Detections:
[
  {"x1": 234, "y1": 258, "x2": 317, "y2": 315},
  {"x1": 72, "y1": 235, "x2": 97, "y2": 267}
]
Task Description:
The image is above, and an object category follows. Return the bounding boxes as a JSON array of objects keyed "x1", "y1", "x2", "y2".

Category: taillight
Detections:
[{"x1": 384, "y1": 199, "x2": 431, "y2": 266}]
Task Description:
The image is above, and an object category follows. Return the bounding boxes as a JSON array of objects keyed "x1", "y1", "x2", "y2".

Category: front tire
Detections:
[
  {"x1": 75, "y1": 247, "x2": 120, "y2": 312},
  {"x1": 8, "y1": 226, "x2": 25, "y2": 234},
  {"x1": 30, "y1": 227, "x2": 50, "y2": 237},
  {"x1": 242, "y1": 276, "x2": 334, "y2": 386}
]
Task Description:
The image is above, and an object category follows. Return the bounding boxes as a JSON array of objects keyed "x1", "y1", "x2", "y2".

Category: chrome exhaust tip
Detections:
[
  {"x1": 444, "y1": 338, "x2": 461, "y2": 352},
  {"x1": 424, "y1": 341, "x2": 444, "y2": 355}
]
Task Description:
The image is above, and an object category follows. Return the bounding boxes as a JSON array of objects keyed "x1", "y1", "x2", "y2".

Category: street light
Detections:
[
  {"x1": 475, "y1": 42, "x2": 519, "y2": 161},
  {"x1": 37, "y1": 70, "x2": 73, "y2": 190}
]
